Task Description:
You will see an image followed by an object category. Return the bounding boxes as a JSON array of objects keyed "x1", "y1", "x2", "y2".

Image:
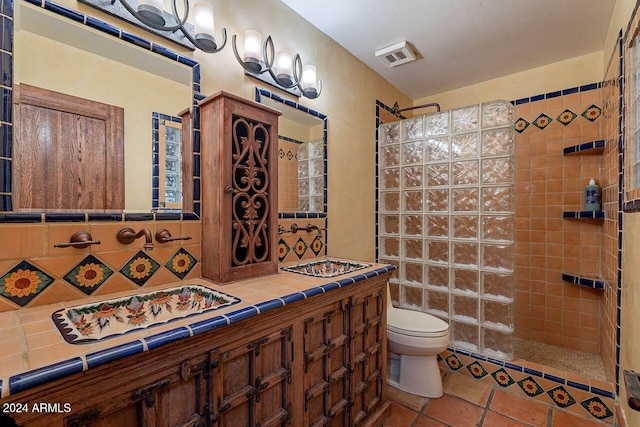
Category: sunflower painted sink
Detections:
[
  {"x1": 52, "y1": 285, "x2": 240, "y2": 344},
  {"x1": 280, "y1": 259, "x2": 371, "y2": 278}
]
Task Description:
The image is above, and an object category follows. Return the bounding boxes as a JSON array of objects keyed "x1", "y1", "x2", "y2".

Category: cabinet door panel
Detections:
[
  {"x1": 303, "y1": 300, "x2": 350, "y2": 426},
  {"x1": 350, "y1": 290, "x2": 385, "y2": 426},
  {"x1": 213, "y1": 326, "x2": 293, "y2": 426}
]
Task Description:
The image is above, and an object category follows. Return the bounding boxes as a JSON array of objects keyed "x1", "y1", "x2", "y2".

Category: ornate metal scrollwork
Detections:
[{"x1": 230, "y1": 116, "x2": 271, "y2": 266}]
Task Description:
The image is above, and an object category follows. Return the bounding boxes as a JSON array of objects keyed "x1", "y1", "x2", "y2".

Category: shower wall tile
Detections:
[{"x1": 513, "y1": 83, "x2": 612, "y2": 364}]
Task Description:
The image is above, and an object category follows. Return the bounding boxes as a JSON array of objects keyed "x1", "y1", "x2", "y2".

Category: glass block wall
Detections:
[
  {"x1": 298, "y1": 138, "x2": 324, "y2": 212},
  {"x1": 378, "y1": 101, "x2": 516, "y2": 360}
]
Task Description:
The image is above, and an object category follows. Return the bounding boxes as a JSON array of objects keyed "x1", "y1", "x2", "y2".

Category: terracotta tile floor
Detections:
[{"x1": 387, "y1": 371, "x2": 615, "y2": 427}]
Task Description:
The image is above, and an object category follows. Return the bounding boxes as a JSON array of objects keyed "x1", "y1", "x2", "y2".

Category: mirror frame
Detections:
[
  {"x1": 254, "y1": 87, "x2": 328, "y2": 219},
  {"x1": 0, "y1": 0, "x2": 202, "y2": 221}
]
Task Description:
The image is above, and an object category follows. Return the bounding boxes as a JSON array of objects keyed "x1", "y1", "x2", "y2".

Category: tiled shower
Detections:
[{"x1": 378, "y1": 101, "x2": 516, "y2": 359}]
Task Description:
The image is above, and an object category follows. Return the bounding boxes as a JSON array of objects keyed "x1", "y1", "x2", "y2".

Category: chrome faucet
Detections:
[{"x1": 117, "y1": 228, "x2": 154, "y2": 251}]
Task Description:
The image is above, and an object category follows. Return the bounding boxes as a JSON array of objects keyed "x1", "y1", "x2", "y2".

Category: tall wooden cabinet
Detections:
[{"x1": 199, "y1": 92, "x2": 281, "y2": 283}]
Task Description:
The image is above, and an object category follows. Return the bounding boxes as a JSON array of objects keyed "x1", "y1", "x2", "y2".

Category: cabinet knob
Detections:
[{"x1": 225, "y1": 186, "x2": 235, "y2": 194}]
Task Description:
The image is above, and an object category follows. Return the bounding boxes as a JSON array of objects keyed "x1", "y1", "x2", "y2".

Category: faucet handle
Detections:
[
  {"x1": 155, "y1": 229, "x2": 192, "y2": 243},
  {"x1": 54, "y1": 232, "x2": 101, "y2": 249}
]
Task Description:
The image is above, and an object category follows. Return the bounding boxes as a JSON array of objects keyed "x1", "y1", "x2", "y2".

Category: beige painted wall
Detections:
[{"x1": 412, "y1": 52, "x2": 604, "y2": 111}]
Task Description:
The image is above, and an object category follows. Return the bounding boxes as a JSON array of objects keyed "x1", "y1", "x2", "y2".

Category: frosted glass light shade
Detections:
[
  {"x1": 244, "y1": 30, "x2": 262, "y2": 62},
  {"x1": 301, "y1": 64, "x2": 317, "y2": 97},
  {"x1": 275, "y1": 51, "x2": 293, "y2": 85},
  {"x1": 193, "y1": 2, "x2": 214, "y2": 35}
]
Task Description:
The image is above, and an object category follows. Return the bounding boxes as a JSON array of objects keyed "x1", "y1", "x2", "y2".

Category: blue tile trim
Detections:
[
  {"x1": 302, "y1": 287, "x2": 324, "y2": 298},
  {"x1": 278, "y1": 212, "x2": 328, "y2": 219},
  {"x1": 523, "y1": 367, "x2": 543, "y2": 377},
  {"x1": 509, "y1": 82, "x2": 601, "y2": 105},
  {"x1": 567, "y1": 380, "x2": 590, "y2": 391},
  {"x1": 562, "y1": 211, "x2": 605, "y2": 219},
  {"x1": 144, "y1": 327, "x2": 191, "y2": 351},
  {"x1": 563, "y1": 140, "x2": 605, "y2": 155},
  {"x1": 255, "y1": 298, "x2": 284, "y2": 313},
  {"x1": 86, "y1": 340, "x2": 144, "y2": 369},
  {"x1": 188, "y1": 315, "x2": 228, "y2": 336},
  {"x1": 320, "y1": 282, "x2": 340, "y2": 292},
  {"x1": 9, "y1": 357, "x2": 84, "y2": 395},
  {"x1": 543, "y1": 373, "x2": 566, "y2": 384},
  {"x1": 591, "y1": 386, "x2": 616, "y2": 399},
  {"x1": 155, "y1": 212, "x2": 181, "y2": 220},
  {"x1": 561, "y1": 273, "x2": 605, "y2": 289},
  {"x1": 226, "y1": 306, "x2": 259, "y2": 324},
  {"x1": 44, "y1": 213, "x2": 86, "y2": 222},
  {"x1": 124, "y1": 213, "x2": 154, "y2": 221},
  {"x1": 281, "y1": 292, "x2": 306, "y2": 304},
  {"x1": 0, "y1": 213, "x2": 42, "y2": 223},
  {"x1": 2, "y1": 0, "x2": 202, "y2": 219},
  {"x1": 87, "y1": 213, "x2": 123, "y2": 221}
]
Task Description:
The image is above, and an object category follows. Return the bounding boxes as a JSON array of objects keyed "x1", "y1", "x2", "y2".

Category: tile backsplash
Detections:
[
  {"x1": 0, "y1": 216, "x2": 328, "y2": 312},
  {"x1": 0, "y1": 219, "x2": 202, "y2": 312}
]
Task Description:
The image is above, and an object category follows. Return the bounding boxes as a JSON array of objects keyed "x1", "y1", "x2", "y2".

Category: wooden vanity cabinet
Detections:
[
  {"x1": 2, "y1": 273, "x2": 391, "y2": 427},
  {"x1": 199, "y1": 91, "x2": 282, "y2": 283}
]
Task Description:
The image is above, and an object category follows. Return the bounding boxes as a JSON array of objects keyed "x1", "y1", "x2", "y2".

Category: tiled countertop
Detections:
[{"x1": 0, "y1": 258, "x2": 396, "y2": 398}]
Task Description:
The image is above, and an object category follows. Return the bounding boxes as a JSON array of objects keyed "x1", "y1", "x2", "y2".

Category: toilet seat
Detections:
[{"x1": 387, "y1": 307, "x2": 449, "y2": 338}]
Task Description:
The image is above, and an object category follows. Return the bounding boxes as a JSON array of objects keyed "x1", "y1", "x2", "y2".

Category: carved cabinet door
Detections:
[
  {"x1": 349, "y1": 289, "x2": 386, "y2": 426},
  {"x1": 62, "y1": 352, "x2": 211, "y2": 427},
  {"x1": 211, "y1": 326, "x2": 294, "y2": 426},
  {"x1": 302, "y1": 298, "x2": 351, "y2": 427}
]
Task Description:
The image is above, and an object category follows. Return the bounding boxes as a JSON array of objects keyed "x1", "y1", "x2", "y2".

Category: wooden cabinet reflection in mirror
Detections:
[{"x1": 13, "y1": 84, "x2": 124, "y2": 211}]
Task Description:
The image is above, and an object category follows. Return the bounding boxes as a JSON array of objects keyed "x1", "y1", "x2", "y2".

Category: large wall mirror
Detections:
[
  {"x1": 11, "y1": 0, "x2": 194, "y2": 213},
  {"x1": 256, "y1": 89, "x2": 327, "y2": 215}
]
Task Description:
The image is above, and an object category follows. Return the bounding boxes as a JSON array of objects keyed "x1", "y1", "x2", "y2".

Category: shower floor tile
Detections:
[{"x1": 514, "y1": 338, "x2": 609, "y2": 382}]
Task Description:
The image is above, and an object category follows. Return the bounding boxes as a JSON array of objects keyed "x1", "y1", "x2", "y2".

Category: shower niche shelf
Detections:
[
  {"x1": 562, "y1": 210, "x2": 605, "y2": 219},
  {"x1": 562, "y1": 139, "x2": 605, "y2": 155},
  {"x1": 562, "y1": 273, "x2": 605, "y2": 290}
]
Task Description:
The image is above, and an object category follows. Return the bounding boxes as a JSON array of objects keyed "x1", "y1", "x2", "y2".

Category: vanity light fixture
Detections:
[
  {"x1": 232, "y1": 30, "x2": 322, "y2": 99},
  {"x1": 79, "y1": 0, "x2": 226, "y2": 53}
]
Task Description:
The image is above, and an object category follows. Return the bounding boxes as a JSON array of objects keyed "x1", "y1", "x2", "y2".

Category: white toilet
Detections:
[{"x1": 386, "y1": 286, "x2": 450, "y2": 397}]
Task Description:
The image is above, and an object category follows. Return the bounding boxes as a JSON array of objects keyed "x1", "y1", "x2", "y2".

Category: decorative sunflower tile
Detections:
[
  {"x1": 120, "y1": 250, "x2": 160, "y2": 286},
  {"x1": 63, "y1": 255, "x2": 114, "y2": 295},
  {"x1": 547, "y1": 385, "x2": 576, "y2": 408},
  {"x1": 556, "y1": 109, "x2": 577, "y2": 126},
  {"x1": 165, "y1": 248, "x2": 198, "y2": 280},
  {"x1": 582, "y1": 104, "x2": 602, "y2": 122},
  {"x1": 52, "y1": 284, "x2": 240, "y2": 344},
  {"x1": 0, "y1": 260, "x2": 55, "y2": 306},
  {"x1": 580, "y1": 396, "x2": 613, "y2": 420}
]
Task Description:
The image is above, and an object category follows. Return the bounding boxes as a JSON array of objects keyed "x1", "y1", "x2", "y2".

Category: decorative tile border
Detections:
[
  {"x1": 512, "y1": 83, "x2": 601, "y2": 105},
  {"x1": 0, "y1": 247, "x2": 200, "y2": 308},
  {"x1": 3, "y1": 0, "x2": 202, "y2": 217},
  {"x1": 439, "y1": 347, "x2": 616, "y2": 423},
  {"x1": 5, "y1": 264, "x2": 396, "y2": 396}
]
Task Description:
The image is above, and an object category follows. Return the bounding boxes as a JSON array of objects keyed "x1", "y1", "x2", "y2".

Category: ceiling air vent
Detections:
[{"x1": 375, "y1": 41, "x2": 417, "y2": 67}]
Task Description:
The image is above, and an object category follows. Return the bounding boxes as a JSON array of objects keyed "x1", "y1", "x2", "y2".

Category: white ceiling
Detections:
[{"x1": 280, "y1": 0, "x2": 616, "y2": 99}]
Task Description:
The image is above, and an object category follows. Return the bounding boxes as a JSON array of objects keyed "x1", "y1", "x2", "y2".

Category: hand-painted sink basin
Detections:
[
  {"x1": 52, "y1": 285, "x2": 240, "y2": 344},
  {"x1": 280, "y1": 258, "x2": 371, "y2": 278}
]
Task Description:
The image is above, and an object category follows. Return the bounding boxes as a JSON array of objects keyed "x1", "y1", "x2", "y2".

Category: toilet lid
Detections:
[{"x1": 387, "y1": 307, "x2": 449, "y2": 337}]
